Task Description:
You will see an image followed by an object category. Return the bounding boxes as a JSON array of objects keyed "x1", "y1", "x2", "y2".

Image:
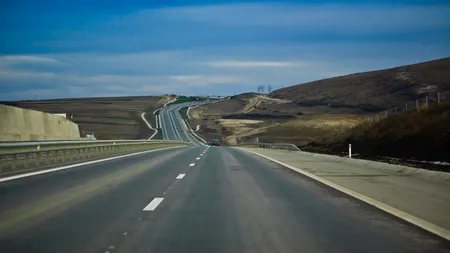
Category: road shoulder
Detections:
[{"x1": 236, "y1": 147, "x2": 450, "y2": 241}]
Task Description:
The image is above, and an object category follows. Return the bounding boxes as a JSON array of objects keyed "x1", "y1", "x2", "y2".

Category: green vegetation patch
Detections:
[
  {"x1": 179, "y1": 107, "x2": 189, "y2": 121},
  {"x1": 167, "y1": 96, "x2": 206, "y2": 106}
]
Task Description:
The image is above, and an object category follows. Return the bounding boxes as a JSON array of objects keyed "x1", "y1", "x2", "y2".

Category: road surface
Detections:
[
  {"x1": 0, "y1": 103, "x2": 449, "y2": 253},
  {"x1": 159, "y1": 102, "x2": 203, "y2": 144}
]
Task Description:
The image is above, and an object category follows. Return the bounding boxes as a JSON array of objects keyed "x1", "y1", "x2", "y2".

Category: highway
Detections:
[
  {"x1": 0, "y1": 103, "x2": 449, "y2": 253},
  {"x1": 159, "y1": 102, "x2": 203, "y2": 144}
]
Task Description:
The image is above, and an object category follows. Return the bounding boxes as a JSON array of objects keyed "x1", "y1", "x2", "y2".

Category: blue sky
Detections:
[{"x1": 1, "y1": 0, "x2": 449, "y2": 100}]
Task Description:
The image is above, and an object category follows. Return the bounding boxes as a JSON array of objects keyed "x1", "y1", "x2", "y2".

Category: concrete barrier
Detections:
[{"x1": 0, "y1": 105, "x2": 80, "y2": 141}]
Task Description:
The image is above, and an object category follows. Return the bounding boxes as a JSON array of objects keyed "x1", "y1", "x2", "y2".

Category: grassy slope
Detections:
[
  {"x1": 179, "y1": 107, "x2": 189, "y2": 121},
  {"x1": 241, "y1": 115, "x2": 363, "y2": 145},
  {"x1": 305, "y1": 102, "x2": 450, "y2": 163},
  {"x1": 190, "y1": 58, "x2": 450, "y2": 164},
  {"x1": 1, "y1": 96, "x2": 170, "y2": 140},
  {"x1": 271, "y1": 57, "x2": 450, "y2": 113},
  {"x1": 142, "y1": 113, "x2": 164, "y2": 140}
]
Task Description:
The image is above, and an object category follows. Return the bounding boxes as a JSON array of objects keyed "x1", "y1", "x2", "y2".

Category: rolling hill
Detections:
[
  {"x1": 271, "y1": 57, "x2": 450, "y2": 113},
  {"x1": 190, "y1": 57, "x2": 450, "y2": 161},
  {"x1": 1, "y1": 96, "x2": 172, "y2": 140}
]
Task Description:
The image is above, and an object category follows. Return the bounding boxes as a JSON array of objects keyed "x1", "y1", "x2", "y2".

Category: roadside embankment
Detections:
[
  {"x1": 305, "y1": 102, "x2": 450, "y2": 166},
  {"x1": 0, "y1": 105, "x2": 80, "y2": 141}
]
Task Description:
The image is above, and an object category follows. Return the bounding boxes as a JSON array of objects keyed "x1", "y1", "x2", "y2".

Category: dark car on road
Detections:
[{"x1": 209, "y1": 138, "x2": 221, "y2": 146}]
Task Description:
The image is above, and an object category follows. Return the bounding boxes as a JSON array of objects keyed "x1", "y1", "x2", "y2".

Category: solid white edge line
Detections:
[
  {"x1": 189, "y1": 163, "x2": 195, "y2": 167},
  {"x1": 143, "y1": 197, "x2": 164, "y2": 211},
  {"x1": 0, "y1": 146, "x2": 186, "y2": 183},
  {"x1": 141, "y1": 112, "x2": 158, "y2": 140},
  {"x1": 176, "y1": 173, "x2": 186, "y2": 179},
  {"x1": 235, "y1": 147, "x2": 450, "y2": 241}
]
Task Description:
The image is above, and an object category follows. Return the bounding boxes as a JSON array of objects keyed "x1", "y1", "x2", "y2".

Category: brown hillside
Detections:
[
  {"x1": 271, "y1": 57, "x2": 450, "y2": 112},
  {"x1": 1, "y1": 96, "x2": 171, "y2": 140}
]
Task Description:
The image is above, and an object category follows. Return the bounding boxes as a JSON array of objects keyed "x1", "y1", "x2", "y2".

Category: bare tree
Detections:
[
  {"x1": 267, "y1": 85, "x2": 272, "y2": 94},
  {"x1": 257, "y1": 85, "x2": 264, "y2": 93}
]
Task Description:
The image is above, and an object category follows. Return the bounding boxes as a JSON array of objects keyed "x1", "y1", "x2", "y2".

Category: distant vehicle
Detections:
[{"x1": 210, "y1": 138, "x2": 221, "y2": 147}]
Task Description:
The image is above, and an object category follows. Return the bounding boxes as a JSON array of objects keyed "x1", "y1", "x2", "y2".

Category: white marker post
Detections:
[{"x1": 349, "y1": 144, "x2": 352, "y2": 158}]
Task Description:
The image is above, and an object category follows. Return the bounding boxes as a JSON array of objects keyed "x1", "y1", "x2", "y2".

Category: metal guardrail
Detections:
[
  {"x1": 0, "y1": 140, "x2": 189, "y2": 176},
  {"x1": 0, "y1": 139, "x2": 171, "y2": 147},
  {"x1": 236, "y1": 143, "x2": 301, "y2": 151}
]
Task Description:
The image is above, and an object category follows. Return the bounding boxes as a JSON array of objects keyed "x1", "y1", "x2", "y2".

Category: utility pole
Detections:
[
  {"x1": 405, "y1": 103, "x2": 408, "y2": 110},
  {"x1": 416, "y1": 99, "x2": 419, "y2": 109},
  {"x1": 385, "y1": 110, "x2": 387, "y2": 117},
  {"x1": 438, "y1": 92, "x2": 440, "y2": 104},
  {"x1": 425, "y1": 96, "x2": 428, "y2": 107}
]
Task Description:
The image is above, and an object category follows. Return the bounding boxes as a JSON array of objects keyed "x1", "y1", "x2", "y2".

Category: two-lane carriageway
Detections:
[{"x1": 0, "y1": 146, "x2": 448, "y2": 253}]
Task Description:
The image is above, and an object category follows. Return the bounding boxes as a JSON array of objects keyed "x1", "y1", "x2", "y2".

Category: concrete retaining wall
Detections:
[{"x1": 0, "y1": 105, "x2": 80, "y2": 141}]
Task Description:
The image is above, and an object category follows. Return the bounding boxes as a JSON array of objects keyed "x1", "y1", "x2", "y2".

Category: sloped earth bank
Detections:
[{"x1": 303, "y1": 103, "x2": 450, "y2": 172}]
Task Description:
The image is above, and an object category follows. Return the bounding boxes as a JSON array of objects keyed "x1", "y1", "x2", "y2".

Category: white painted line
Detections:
[
  {"x1": 196, "y1": 157, "x2": 200, "y2": 160},
  {"x1": 189, "y1": 163, "x2": 195, "y2": 167},
  {"x1": 143, "y1": 197, "x2": 164, "y2": 211},
  {"x1": 0, "y1": 146, "x2": 186, "y2": 183},
  {"x1": 236, "y1": 148, "x2": 450, "y2": 241},
  {"x1": 141, "y1": 112, "x2": 158, "y2": 140},
  {"x1": 176, "y1": 174, "x2": 186, "y2": 179},
  {"x1": 200, "y1": 154, "x2": 204, "y2": 156}
]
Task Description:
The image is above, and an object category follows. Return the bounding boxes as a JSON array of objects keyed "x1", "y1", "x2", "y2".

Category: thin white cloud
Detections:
[
  {"x1": 0, "y1": 55, "x2": 61, "y2": 64},
  {"x1": 206, "y1": 60, "x2": 299, "y2": 68}
]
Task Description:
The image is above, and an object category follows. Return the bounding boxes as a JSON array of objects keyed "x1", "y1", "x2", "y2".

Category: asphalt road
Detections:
[
  {"x1": 159, "y1": 102, "x2": 203, "y2": 144},
  {"x1": 0, "y1": 145, "x2": 449, "y2": 253}
]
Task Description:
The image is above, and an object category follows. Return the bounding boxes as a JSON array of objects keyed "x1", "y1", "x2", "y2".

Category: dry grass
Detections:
[
  {"x1": 306, "y1": 102, "x2": 450, "y2": 163},
  {"x1": 192, "y1": 58, "x2": 450, "y2": 147},
  {"x1": 235, "y1": 115, "x2": 364, "y2": 146},
  {"x1": 271, "y1": 57, "x2": 450, "y2": 113},
  {"x1": 242, "y1": 95, "x2": 291, "y2": 113}
]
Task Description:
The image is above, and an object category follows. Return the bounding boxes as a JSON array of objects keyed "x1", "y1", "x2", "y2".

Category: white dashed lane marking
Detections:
[
  {"x1": 189, "y1": 163, "x2": 195, "y2": 167},
  {"x1": 143, "y1": 197, "x2": 164, "y2": 211},
  {"x1": 196, "y1": 157, "x2": 200, "y2": 160},
  {"x1": 176, "y1": 174, "x2": 186, "y2": 179}
]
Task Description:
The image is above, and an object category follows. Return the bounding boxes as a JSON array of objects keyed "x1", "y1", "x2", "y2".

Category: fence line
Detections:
[{"x1": 366, "y1": 92, "x2": 447, "y2": 123}]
